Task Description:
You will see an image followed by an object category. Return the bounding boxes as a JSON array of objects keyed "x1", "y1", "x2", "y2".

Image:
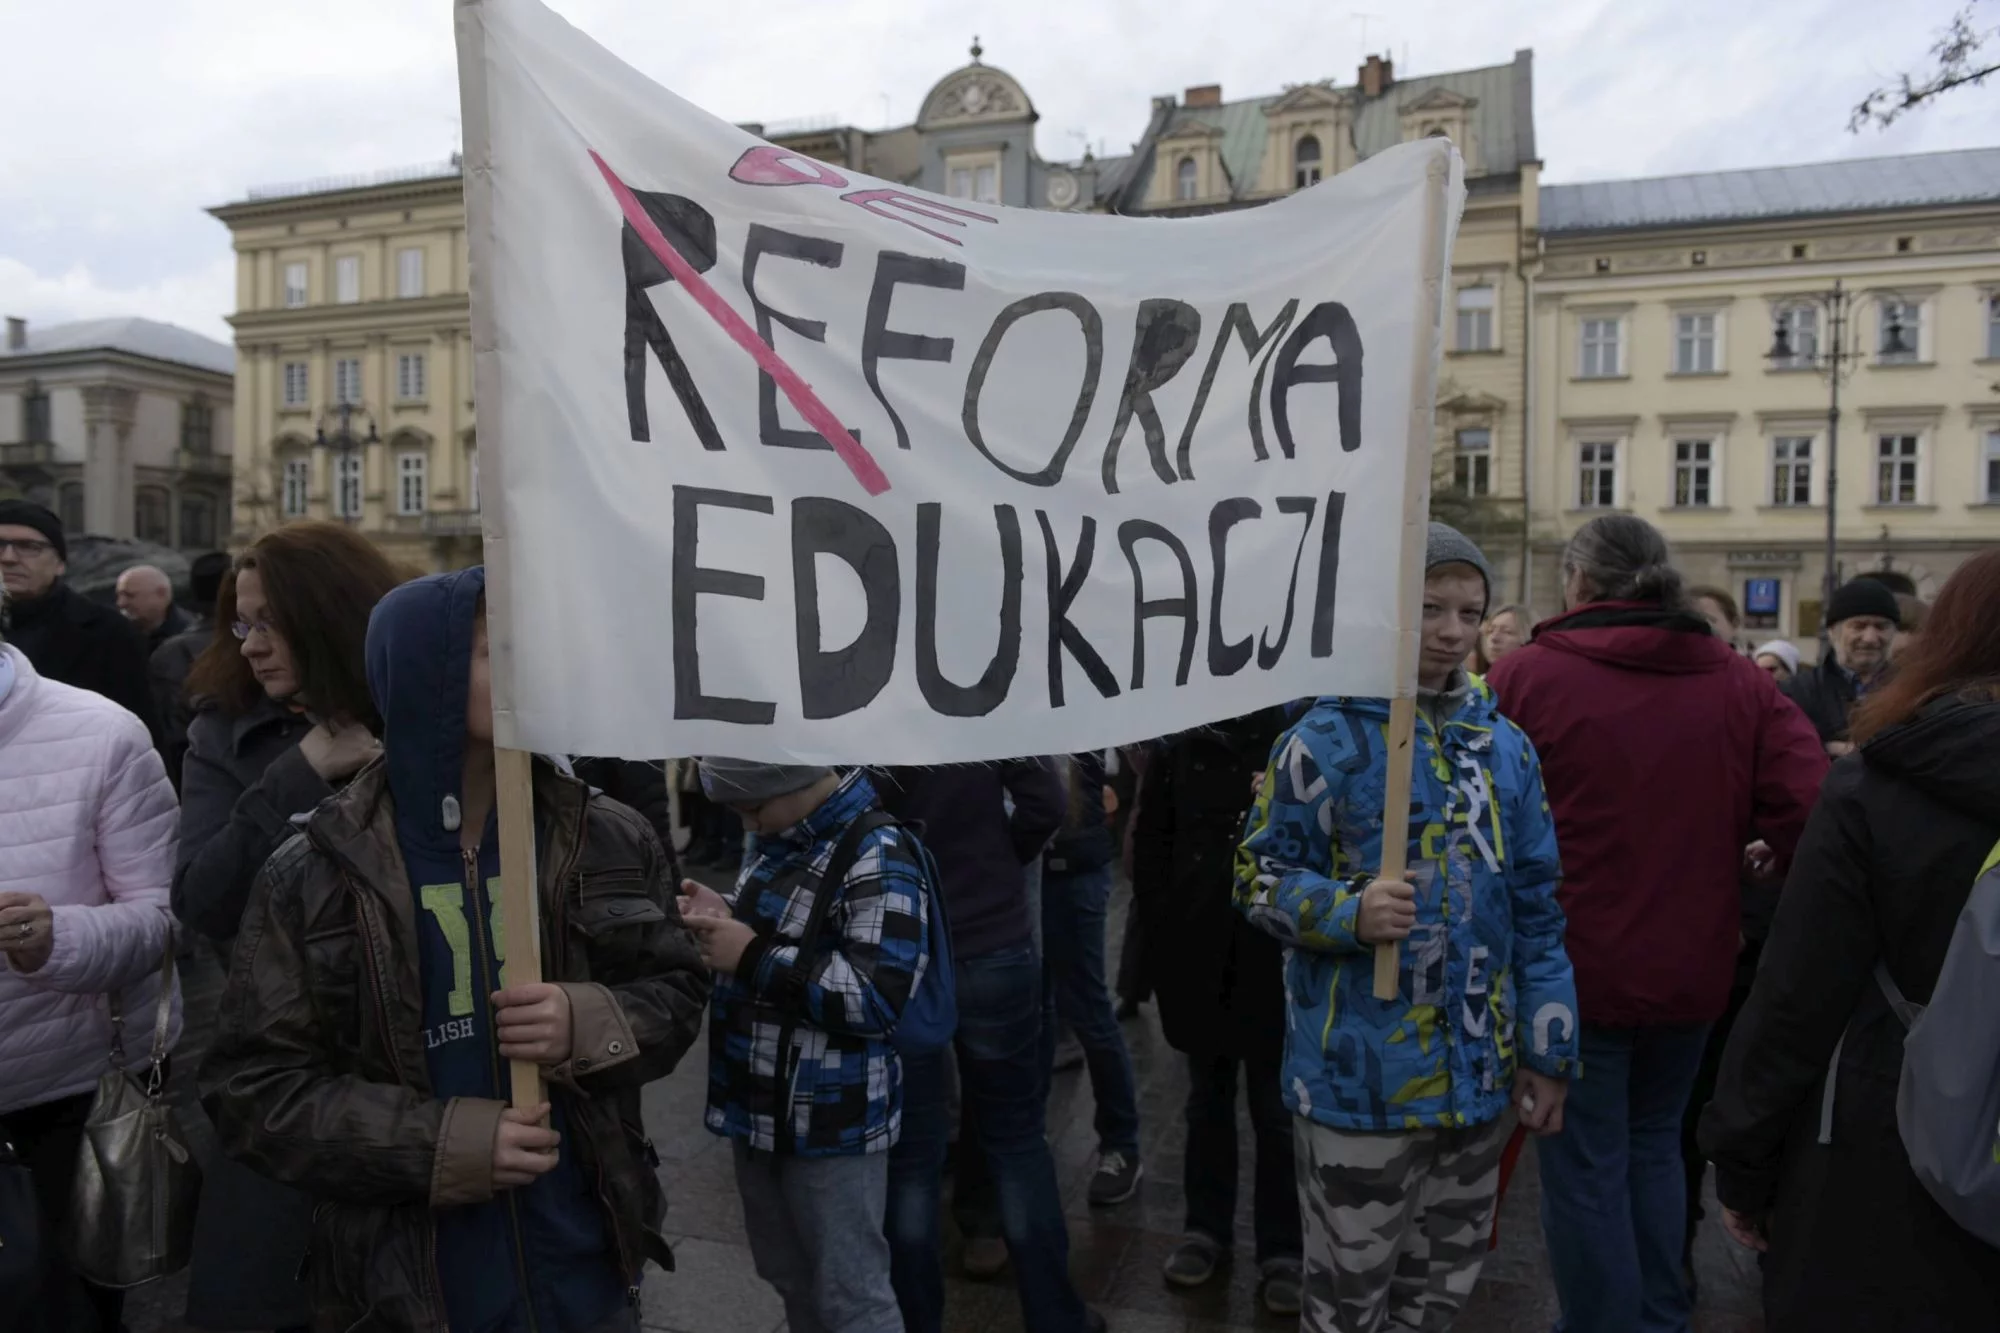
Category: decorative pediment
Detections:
[
  {"x1": 918, "y1": 64, "x2": 1035, "y2": 128},
  {"x1": 1266, "y1": 83, "x2": 1350, "y2": 115},
  {"x1": 1157, "y1": 116, "x2": 1225, "y2": 144},
  {"x1": 1438, "y1": 388, "x2": 1508, "y2": 416},
  {"x1": 1400, "y1": 86, "x2": 1478, "y2": 114}
]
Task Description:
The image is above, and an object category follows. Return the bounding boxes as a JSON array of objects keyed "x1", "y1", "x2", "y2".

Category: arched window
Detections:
[
  {"x1": 1294, "y1": 136, "x2": 1323, "y2": 189},
  {"x1": 1426, "y1": 125, "x2": 1449, "y2": 139},
  {"x1": 1175, "y1": 156, "x2": 1198, "y2": 202}
]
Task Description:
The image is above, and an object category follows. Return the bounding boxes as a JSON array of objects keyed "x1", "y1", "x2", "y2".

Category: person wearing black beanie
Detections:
[
  {"x1": 1781, "y1": 578, "x2": 1904, "y2": 754},
  {"x1": 0, "y1": 499, "x2": 159, "y2": 743}
]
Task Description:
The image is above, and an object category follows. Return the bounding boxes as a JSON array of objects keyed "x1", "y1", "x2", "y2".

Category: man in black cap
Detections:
[
  {"x1": 1782, "y1": 577, "x2": 1903, "y2": 755},
  {"x1": 0, "y1": 499, "x2": 159, "y2": 742}
]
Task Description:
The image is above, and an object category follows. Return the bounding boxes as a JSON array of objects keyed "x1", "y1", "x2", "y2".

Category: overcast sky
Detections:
[{"x1": 2, "y1": 0, "x2": 1992, "y2": 344}]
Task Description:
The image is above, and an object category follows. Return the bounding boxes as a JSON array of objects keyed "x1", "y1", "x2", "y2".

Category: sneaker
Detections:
[
  {"x1": 1260, "y1": 1257, "x2": 1303, "y2": 1316},
  {"x1": 1089, "y1": 1150, "x2": 1143, "y2": 1206},
  {"x1": 1162, "y1": 1236, "x2": 1220, "y2": 1287},
  {"x1": 961, "y1": 1236, "x2": 1007, "y2": 1279}
]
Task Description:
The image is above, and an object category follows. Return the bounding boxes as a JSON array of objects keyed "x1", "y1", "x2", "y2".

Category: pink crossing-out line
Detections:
[{"x1": 589, "y1": 149, "x2": 891, "y2": 497}]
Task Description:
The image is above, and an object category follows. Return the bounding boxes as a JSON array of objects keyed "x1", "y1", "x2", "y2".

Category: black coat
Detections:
[
  {"x1": 571, "y1": 756, "x2": 684, "y2": 884},
  {"x1": 1701, "y1": 694, "x2": 2000, "y2": 1332},
  {"x1": 149, "y1": 621, "x2": 212, "y2": 790},
  {"x1": 3, "y1": 580, "x2": 159, "y2": 743},
  {"x1": 1781, "y1": 658, "x2": 1859, "y2": 745},
  {"x1": 1130, "y1": 708, "x2": 1290, "y2": 1060}
]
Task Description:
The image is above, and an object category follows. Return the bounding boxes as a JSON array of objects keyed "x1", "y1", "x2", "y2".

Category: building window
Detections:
[
  {"x1": 180, "y1": 397, "x2": 214, "y2": 454},
  {"x1": 1578, "y1": 440, "x2": 1619, "y2": 508},
  {"x1": 396, "y1": 352, "x2": 426, "y2": 401},
  {"x1": 1673, "y1": 439, "x2": 1716, "y2": 508},
  {"x1": 1294, "y1": 136, "x2": 1323, "y2": 189},
  {"x1": 1455, "y1": 285, "x2": 1496, "y2": 352},
  {"x1": 1453, "y1": 427, "x2": 1492, "y2": 497},
  {"x1": 947, "y1": 165, "x2": 997, "y2": 203},
  {"x1": 1579, "y1": 317, "x2": 1621, "y2": 377},
  {"x1": 1175, "y1": 156, "x2": 1198, "y2": 201},
  {"x1": 283, "y1": 261, "x2": 308, "y2": 308},
  {"x1": 20, "y1": 380, "x2": 50, "y2": 442},
  {"x1": 335, "y1": 255, "x2": 361, "y2": 304},
  {"x1": 179, "y1": 494, "x2": 215, "y2": 549},
  {"x1": 1773, "y1": 304, "x2": 1819, "y2": 368},
  {"x1": 1876, "y1": 433, "x2": 1921, "y2": 505},
  {"x1": 397, "y1": 451, "x2": 427, "y2": 516},
  {"x1": 1984, "y1": 428, "x2": 2000, "y2": 503},
  {"x1": 1673, "y1": 312, "x2": 1718, "y2": 374},
  {"x1": 134, "y1": 487, "x2": 171, "y2": 545},
  {"x1": 397, "y1": 247, "x2": 425, "y2": 299},
  {"x1": 334, "y1": 357, "x2": 362, "y2": 406},
  {"x1": 1772, "y1": 436, "x2": 1814, "y2": 506},
  {"x1": 282, "y1": 361, "x2": 309, "y2": 408},
  {"x1": 1878, "y1": 298, "x2": 1920, "y2": 363},
  {"x1": 334, "y1": 452, "x2": 363, "y2": 519},
  {"x1": 282, "y1": 458, "x2": 310, "y2": 517},
  {"x1": 1987, "y1": 295, "x2": 2000, "y2": 360},
  {"x1": 57, "y1": 481, "x2": 84, "y2": 532}
]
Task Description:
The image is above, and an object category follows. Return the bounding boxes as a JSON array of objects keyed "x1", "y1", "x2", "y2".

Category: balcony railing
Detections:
[
  {"x1": 174, "y1": 448, "x2": 232, "y2": 477},
  {"x1": 423, "y1": 509, "x2": 482, "y2": 538},
  {"x1": 244, "y1": 158, "x2": 463, "y2": 203}
]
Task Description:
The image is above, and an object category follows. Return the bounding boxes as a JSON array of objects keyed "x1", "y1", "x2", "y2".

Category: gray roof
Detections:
[
  {"x1": 1540, "y1": 147, "x2": 2000, "y2": 234},
  {"x1": 0, "y1": 317, "x2": 234, "y2": 377}
]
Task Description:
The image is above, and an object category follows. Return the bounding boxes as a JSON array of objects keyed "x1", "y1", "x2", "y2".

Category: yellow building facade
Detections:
[
  {"x1": 1530, "y1": 149, "x2": 2000, "y2": 639},
  {"x1": 210, "y1": 164, "x2": 481, "y2": 570}
]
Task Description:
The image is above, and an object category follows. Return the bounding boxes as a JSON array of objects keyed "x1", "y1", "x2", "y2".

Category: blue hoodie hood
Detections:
[{"x1": 364, "y1": 568, "x2": 624, "y2": 1333}]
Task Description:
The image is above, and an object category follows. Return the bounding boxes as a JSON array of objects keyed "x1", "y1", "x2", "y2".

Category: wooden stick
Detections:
[
  {"x1": 1374, "y1": 144, "x2": 1455, "y2": 1001},
  {"x1": 495, "y1": 746, "x2": 545, "y2": 1109}
]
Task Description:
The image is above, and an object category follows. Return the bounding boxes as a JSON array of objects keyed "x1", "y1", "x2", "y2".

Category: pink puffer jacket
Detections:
[{"x1": 0, "y1": 644, "x2": 182, "y2": 1116}]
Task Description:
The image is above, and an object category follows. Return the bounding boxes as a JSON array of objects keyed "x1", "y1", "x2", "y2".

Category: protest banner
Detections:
[{"x1": 455, "y1": 0, "x2": 1463, "y2": 1067}]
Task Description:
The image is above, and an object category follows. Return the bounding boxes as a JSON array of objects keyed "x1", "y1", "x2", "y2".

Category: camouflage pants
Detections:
[{"x1": 1293, "y1": 1114, "x2": 1511, "y2": 1333}]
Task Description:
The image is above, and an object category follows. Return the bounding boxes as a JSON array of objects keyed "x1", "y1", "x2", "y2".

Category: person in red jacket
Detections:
[{"x1": 1487, "y1": 514, "x2": 1825, "y2": 1333}]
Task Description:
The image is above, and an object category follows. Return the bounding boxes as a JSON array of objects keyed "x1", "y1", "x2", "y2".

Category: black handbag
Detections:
[{"x1": 0, "y1": 1135, "x2": 42, "y2": 1307}]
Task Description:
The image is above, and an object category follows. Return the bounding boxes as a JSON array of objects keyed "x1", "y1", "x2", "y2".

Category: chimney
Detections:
[
  {"x1": 1183, "y1": 84, "x2": 1223, "y2": 109},
  {"x1": 1359, "y1": 54, "x2": 1394, "y2": 98},
  {"x1": 4, "y1": 317, "x2": 23, "y2": 352}
]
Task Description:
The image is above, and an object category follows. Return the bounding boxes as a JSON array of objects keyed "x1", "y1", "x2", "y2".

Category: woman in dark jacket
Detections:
[
  {"x1": 1702, "y1": 549, "x2": 2000, "y2": 1332},
  {"x1": 1131, "y1": 706, "x2": 1301, "y2": 1316},
  {"x1": 171, "y1": 521, "x2": 402, "y2": 1331}
]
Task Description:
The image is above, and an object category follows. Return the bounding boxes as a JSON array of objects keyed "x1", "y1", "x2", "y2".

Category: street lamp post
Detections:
[
  {"x1": 1767, "y1": 281, "x2": 1911, "y2": 615},
  {"x1": 314, "y1": 400, "x2": 379, "y2": 525}
]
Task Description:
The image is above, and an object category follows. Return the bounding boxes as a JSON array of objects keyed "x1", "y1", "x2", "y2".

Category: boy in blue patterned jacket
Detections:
[
  {"x1": 677, "y1": 758, "x2": 932, "y2": 1333},
  {"x1": 1235, "y1": 525, "x2": 1579, "y2": 1333}
]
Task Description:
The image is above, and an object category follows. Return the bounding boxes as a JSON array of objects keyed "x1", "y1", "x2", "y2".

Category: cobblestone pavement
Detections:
[{"x1": 133, "y1": 881, "x2": 1765, "y2": 1333}]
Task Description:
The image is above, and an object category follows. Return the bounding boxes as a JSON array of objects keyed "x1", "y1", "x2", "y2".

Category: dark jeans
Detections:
[
  {"x1": 1039, "y1": 865, "x2": 1140, "y2": 1157},
  {"x1": 1184, "y1": 1051, "x2": 1300, "y2": 1264},
  {"x1": 0, "y1": 1091, "x2": 125, "y2": 1333},
  {"x1": 1539, "y1": 1023, "x2": 1711, "y2": 1333},
  {"x1": 1680, "y1": 946, "x2": 1759, "y2": 1258},
  {"x1": 886, "y1": 947, "x2": 1089, "y2": 1333}
]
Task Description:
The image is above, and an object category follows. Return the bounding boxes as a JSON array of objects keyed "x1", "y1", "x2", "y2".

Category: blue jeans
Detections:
[
  {"x1": 1040, "y1": 865, "x2": 1140, "y2": 1157},
  {"x1": 886, "y1": 947, "x2": 1089, "y2": 1333},
  {"x1": 1539, "y1": 1023, "x2": 1712, "y2": 1333}
]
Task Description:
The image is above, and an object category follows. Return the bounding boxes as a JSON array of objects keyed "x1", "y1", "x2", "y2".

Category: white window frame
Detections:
[
  {"x1": 334, "y1": 357, "x2": 362, "y2": 406},
  {"x1": 1455, "y1": 284, "x2": 1497, "y2": 352},
  {"x1": 1772, "y1": 303, "x2": 1820, "y2": 369},
  {"x1": 1770, "y1": 434, "x2": 1817, "y2": 507},
  {"x1": 1576, "y1": 438, "x2": 1622, "y2": 509},
  {"x1": 1878, "y1": 297, "x2": 1922, "y2": 364},
  {"x1": 1294, "y1": 136, "x2": 1323, "y2": 189},
  {"x1": 397, "y1": 247, "x2": 425, "y2": 299},
  {"x1": 1174, "y1": 156, "x2": 1198, "y2": 202},
  {"x1": 281, "y1": 457, "x2": 310, "y2": 517},
  {"x1": 281, "y1": 360, "x2": 309, "y2": 408},
  {"x1": 335, "y1": 255, "x2": 361, "y2": 305},
  {"x1": 396, "y1": 352, "x2": 426, "y2": 402},
  {"x1": 396, "y1": 450, "x2": 427, "y2": 516},
  {"x1": 1578, "y1": 316, "x2": 1622, "y2": 378},
  {"x1": 1982, "y1": 427, "x2": 2000, "y2": 504},
  {"x1": 1671, "y1": 437, "x2": 1719, "y2": 509},
  {"x1": 1453, "y1": 426, "x2": 1492, "y2": 497},
  {"x1": 1672, "y1": 310, "x2": 1721, "y2": 374},
  {"x1": 1987, "y1": 294, "x2": 2000, "y2": 360},
  {"x1": 334, "y1": 452, "x2": 363, "y2": 519},
  {"x1": 1874, "y1": 431, "x2": 1925, "y2": 506},
  {"x1": 282, "y1": 261, "x2": 308, "y2": 309}
]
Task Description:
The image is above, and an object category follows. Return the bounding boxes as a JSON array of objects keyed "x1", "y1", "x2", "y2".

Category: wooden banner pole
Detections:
[
  {"x1": 496, "y1": 746, "x2": 545, "y2": 1109},
  {"x1": 1374, "y1": 144, "x2": 1454, "y2": 1001}
]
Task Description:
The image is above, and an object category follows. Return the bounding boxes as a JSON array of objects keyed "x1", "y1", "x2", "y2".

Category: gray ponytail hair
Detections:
[{"x1": 1561, "y1": 514, "x2": 1687, "y2": 608}]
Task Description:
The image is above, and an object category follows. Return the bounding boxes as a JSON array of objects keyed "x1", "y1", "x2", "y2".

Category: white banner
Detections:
[{"x1": 456, "y1": 0, "x2": 1463, "y2": 765}]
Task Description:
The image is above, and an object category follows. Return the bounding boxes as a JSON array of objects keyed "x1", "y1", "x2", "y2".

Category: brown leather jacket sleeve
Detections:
[{"x1": 199, "y1": 838, "x2": 461, "y2": 1207}]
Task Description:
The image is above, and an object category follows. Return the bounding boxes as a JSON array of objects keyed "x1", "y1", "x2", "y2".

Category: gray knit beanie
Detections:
[
  {"x1": 1426, "y1": 522, "x2": 1492, "y2": 612},
  {"x1": 698, "y1": 756, "x2": 835, "y2": 805}
]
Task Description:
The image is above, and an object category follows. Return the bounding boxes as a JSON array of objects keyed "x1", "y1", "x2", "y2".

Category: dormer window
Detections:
[
  {"x1": 1294, "y1": 136, "x2": 1322, "y2": 189},
  {"x1": 1176, "y1": 156, "x2": 1198, "y2": 201}
]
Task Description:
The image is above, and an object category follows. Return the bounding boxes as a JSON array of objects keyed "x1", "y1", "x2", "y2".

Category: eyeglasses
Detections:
[
  {"x1": 230, "y1": 619, "x2": 278, "y2": 641},
  {"x1": 0, "y1": 538, "x2": 54, "y2": 557}
]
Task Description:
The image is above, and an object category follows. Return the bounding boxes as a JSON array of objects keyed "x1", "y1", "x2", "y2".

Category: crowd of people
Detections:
[{"x1": 2, "y1": 484, "x2": 1997, "y2": 1333}]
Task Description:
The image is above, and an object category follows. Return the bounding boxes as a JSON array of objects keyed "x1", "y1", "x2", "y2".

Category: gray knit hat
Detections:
[
  {"x1": 698, "y1": 757, "x2": 834, "y2": 805},
  {"x1": 1426, "y1": 522, "x2": 1492, "y2": 612}
]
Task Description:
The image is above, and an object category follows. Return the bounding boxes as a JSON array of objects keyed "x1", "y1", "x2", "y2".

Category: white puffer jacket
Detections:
[{"x1": 0, "y1": 644, "x2": 181, "y2": 1115}]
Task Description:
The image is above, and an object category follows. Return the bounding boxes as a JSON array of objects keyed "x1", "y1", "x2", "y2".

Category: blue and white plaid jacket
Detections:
[{"x1": 703, "y1": 770, "x2": 932, "y2": 1156}]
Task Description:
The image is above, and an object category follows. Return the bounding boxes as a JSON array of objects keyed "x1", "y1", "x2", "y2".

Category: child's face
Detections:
[
  {"x1": 464, "y1": 613, "x2": 493, "y2": 744},
  {"x1": 1420, "y1": 568, "x2": 1486, "y2": 689}
]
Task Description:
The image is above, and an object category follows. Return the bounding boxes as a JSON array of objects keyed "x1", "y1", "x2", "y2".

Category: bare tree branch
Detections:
[{"x1": 1851, "y1": 3, "x2": 2000, "y2": 130}]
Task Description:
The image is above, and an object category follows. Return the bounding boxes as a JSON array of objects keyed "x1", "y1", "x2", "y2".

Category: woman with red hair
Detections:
[{"x1": 1702, "y1": 549, "x2": 2000, "y2": 1331}]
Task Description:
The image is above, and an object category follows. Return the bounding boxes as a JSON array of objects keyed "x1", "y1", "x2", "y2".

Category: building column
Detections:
[{"x1": 80, "y1": 384, "x2": 138, "y2": 538}]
